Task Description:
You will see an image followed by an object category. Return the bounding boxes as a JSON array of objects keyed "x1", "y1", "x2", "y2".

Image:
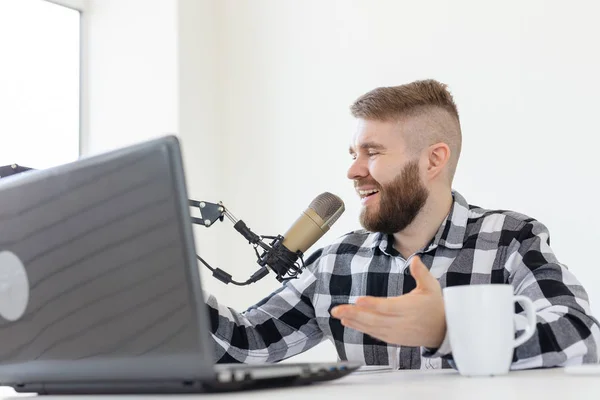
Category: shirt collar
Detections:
[
  {"x1": 376, "y1": 190, "x2": 469, "y2": 256},
  {"x1": 429, "y1": 190, "x2": 468, "y2": 250}
]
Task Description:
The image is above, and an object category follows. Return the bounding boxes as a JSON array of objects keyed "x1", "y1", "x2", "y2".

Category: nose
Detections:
[{"x1": 347, "y1": 156, "x2": 369, "y2": 181}]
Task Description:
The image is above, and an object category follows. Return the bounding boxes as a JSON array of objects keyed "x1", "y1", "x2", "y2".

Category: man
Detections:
[{"x1": 207, "y1": 79, "x2": 600, "y2": 369}]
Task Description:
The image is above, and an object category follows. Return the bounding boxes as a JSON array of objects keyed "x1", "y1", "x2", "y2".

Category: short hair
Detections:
[{"x1": 350, "y1": 79, "x2": 462, "y2": 182}]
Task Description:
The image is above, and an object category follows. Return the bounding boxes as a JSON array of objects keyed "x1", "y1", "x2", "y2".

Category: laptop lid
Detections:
[{"x1": 0, "y1": 136, "x2": 215, "y2": 386}]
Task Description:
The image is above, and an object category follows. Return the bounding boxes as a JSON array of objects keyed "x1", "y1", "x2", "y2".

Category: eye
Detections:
[
  {"x1": 350, "y1": 153, "x2": 357, "y2": 161},
  {"x1": 367, "y1": 151, "x2": 379, "y2": 157}
]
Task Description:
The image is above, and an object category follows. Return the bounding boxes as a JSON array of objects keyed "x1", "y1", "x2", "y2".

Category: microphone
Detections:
[
  {"x1": 191, "y1": 192, "x2": 345, "y2": 285},
  {"x1": 257, "y1": 192, "x2": 345, "y2": 281}
]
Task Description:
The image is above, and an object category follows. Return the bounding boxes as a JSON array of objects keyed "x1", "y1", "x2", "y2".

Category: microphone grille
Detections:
[{"x1": 308, "y1": 192, "x2": 345, "y2": 227}]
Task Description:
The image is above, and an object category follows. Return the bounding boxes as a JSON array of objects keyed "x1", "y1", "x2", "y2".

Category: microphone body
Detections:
[
  {"x1": 281, "y1": 208, "x2": 332, "y2": 254},
  {"x1": 262, "y1": 192, "x2": 345, "y2": 281}
]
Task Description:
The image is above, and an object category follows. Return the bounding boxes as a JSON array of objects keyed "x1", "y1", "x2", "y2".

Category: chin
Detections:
[{"x1": 360, "y1": 211, "x2": 377, "y2": 228}]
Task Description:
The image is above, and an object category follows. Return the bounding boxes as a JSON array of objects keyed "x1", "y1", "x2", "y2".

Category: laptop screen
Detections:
[{"x1": 0, "y1": 138, "x2": 212, "y2": 382}]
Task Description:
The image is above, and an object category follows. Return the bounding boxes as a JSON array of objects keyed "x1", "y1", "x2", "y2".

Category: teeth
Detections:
[{"x1": 358, "y1": 189, "x2": 379, "y2": 197}]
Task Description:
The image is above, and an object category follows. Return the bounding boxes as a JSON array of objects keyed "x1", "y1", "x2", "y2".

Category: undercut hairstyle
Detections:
[{"x1": 350, "y1": 79, "x2": 462, "y2": 183}]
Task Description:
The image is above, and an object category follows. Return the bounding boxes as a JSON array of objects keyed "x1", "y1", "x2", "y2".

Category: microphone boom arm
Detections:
[{"x1": 189, "y1": 199, "x2": 305, "y2": 285}]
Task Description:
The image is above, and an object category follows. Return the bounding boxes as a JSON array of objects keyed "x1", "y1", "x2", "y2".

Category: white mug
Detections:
[{"x1": 443, "y1": 284, "x2": 537, "y2": 376}]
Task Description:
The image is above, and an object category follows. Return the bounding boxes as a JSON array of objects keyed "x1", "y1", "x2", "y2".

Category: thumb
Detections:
[{"x1": 409, "y1": 256, "x2": 439, "y2": 292}]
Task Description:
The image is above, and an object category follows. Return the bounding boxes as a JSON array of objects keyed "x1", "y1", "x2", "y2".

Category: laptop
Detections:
[{"x1": 0, "y1": 135, "x2": 359, "y2": 394}]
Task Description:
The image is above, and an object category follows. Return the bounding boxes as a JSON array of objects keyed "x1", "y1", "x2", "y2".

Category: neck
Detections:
[{"x1": 392, "y1": 188, "x2": 453, "y2": 259}]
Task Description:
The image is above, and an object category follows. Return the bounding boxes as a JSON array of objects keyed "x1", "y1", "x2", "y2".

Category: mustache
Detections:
[{"x1": 354, "y1": 180, "x2": 382, "y2": 189}]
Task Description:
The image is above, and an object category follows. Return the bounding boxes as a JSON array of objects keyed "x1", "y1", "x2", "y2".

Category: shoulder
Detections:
[{"x1": 465, "y1": 203, "x2": 550, "y2": 243}]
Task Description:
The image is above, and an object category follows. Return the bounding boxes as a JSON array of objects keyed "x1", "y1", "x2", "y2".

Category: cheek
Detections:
[{"x1": 370, "y1": 161, "x2": 399, "y2": 187}]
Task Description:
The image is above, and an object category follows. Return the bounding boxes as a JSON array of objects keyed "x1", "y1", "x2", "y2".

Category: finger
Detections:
[
  {"x1": 410, "y1": 256, "x2": 439, "y2": 292},
  {"x1": 337, "y1": 308, "x2": 391, "y2": 328},
  {"x1": 331, "y1": 304, "x2": 389, "y2": 325},
  {"x1": 330, "y1": 304, "x2": 356, "y2": 319},
  {"x1": 355, "y1": 296, "x2": 412, "y2": 315}
]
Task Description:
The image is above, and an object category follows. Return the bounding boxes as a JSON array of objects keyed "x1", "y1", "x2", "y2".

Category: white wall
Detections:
[
  {"x1": 85, "y1": 0, "x2": 228, "y2": 298},
  {"x1": 85, "y1": 0, "x2": 600, "y2": 363},
  {"x1": 84, "y1": 0, "x2": 178, "y2": 153},
  {"x1": 176, "y1": 0, "x2": 228, "y2": 300}
]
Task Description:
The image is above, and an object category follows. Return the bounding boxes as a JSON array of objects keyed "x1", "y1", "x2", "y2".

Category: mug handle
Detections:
[{"x1": 513, "y1": 295, "x2": 537, "y2": 348}]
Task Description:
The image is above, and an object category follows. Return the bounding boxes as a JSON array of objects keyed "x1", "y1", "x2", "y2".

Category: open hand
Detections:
[{"x1": 330, "y1": 256, "x2": 446, "y2": 348}]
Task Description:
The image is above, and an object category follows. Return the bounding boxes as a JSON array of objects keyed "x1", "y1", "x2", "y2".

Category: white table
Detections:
[{"x1": 1, "y1": 368, "x2": 599, "y2": 399}]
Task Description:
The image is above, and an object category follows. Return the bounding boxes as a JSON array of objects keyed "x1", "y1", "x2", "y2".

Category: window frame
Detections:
[{"x1": 43, "y1": 0, "x2": 88, "y2": 159}]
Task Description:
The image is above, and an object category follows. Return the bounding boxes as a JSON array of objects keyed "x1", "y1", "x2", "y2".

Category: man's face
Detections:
[{"x1": 347, "y1": 119, "x2": 429, "y2": 234}]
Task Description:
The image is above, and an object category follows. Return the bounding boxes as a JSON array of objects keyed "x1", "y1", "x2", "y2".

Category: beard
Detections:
[{"x1": 358, "y1": 160, "x2": 429, "y2": 234}]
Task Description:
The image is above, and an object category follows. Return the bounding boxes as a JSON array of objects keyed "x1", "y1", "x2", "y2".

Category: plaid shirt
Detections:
[{"x1": 206, "y1": 190, "x2": 600, "y2": 369}]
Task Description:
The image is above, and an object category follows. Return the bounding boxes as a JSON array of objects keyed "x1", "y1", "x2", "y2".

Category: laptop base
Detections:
[{"x1": 11, "y1": 363, "x2": 356, "y2": 394}]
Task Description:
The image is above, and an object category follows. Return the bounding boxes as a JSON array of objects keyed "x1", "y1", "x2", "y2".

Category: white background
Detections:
[{"x1": 78, "y1": 0, "x2": 600, "y2": 362}]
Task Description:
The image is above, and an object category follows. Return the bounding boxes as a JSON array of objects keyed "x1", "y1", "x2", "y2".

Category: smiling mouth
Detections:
[{"x1": 358, "y1": 189, "x2": 380, "y2": 199}]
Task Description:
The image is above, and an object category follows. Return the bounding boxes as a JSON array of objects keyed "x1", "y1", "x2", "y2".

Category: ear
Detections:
[{"x1": 423, "y1": 142, "x2": 451, "y2": 181}]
